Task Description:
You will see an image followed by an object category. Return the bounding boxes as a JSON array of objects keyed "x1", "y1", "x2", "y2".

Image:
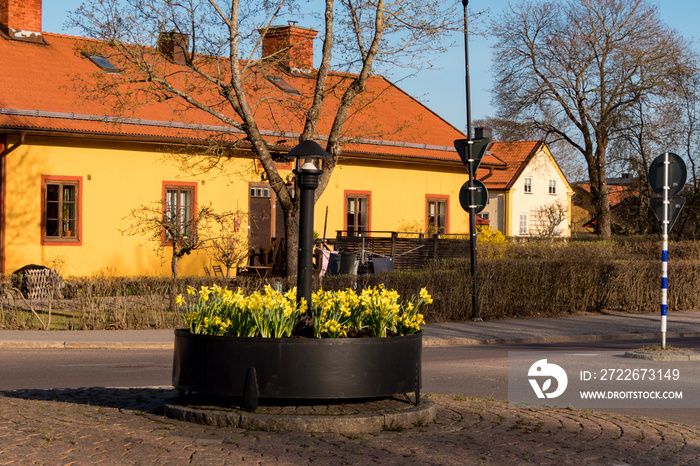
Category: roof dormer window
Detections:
[
  {"x1": 82, "y1": 52, "x2": 120, "y2": 74},
  {"x1": 266, "y1": 76, "x2": 301, "y2": 95}
]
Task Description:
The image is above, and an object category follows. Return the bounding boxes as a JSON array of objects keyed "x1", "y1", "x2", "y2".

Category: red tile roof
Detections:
[
  {"x1": 478, "y1": 141, "x2": 542, "y2": 190},
  {"x1": 0, "y1": 33, "x2": 472, "y2": 163},
  {"x1": 576, "y1": 183, "x2": 630, "y2": 207},
  {"x1": 0, "y1": 31, "x2": 540, "y2": 186}
]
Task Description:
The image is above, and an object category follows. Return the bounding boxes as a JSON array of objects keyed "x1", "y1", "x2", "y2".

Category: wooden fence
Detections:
[{"x1": 327, "y1": 231, "x2": 471, "y2": 271}]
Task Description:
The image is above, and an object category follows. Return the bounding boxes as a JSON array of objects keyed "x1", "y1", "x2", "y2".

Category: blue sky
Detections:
[{"x1": 43, "y1": 0, "x2": 699, "y2": 133}]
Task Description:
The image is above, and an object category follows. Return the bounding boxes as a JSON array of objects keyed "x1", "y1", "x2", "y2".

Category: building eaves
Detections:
[{"x1": 0, "y1": 106, "x2": 474, "y2": 163}]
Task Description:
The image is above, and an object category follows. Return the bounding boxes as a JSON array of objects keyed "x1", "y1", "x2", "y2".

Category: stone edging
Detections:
[
  {"x1": 624, "y1": 350, "x2": 700, "y2": 361},
  {"x1": 163, "y1": 399, "x2": 437, "y2": 434}
]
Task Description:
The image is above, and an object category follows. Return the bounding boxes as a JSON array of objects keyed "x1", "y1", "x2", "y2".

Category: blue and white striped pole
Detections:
[
  {"x1": 650, "y1": 151, "x2": 686, "y2": 350},
  {"x1": 661, "y1": 152, "x2": 670, "y2": 349}
]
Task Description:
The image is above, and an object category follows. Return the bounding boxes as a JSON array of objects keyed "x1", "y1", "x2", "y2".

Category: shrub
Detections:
[{"x1": 3, "y1": 238, "x2": 698, "y2": 329}]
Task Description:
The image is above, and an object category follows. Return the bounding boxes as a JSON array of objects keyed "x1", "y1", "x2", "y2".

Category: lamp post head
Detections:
[{"x1": 285, "y1": 140, "x2": 332, "y2": 173}]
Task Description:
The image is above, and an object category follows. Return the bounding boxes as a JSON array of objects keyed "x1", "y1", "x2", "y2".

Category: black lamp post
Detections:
[{"x1": 286, "y1": 140, "x2": 331, "y2": 312}]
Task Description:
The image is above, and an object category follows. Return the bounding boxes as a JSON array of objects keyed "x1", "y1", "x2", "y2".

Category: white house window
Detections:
[
  {"x1": 549, "y1": 179, "x2": 557, "y2": 195},
  {"x1": 524, "y1": 177, "x2": 533, "y2": 194},
  {"x1": 519, "y1": 213, "x2": 529, "y2": 235}
]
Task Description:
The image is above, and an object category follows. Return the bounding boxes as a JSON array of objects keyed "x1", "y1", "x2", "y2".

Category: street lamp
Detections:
[{"x1": 286, "y1": 140, "x2": 331, "y2": 312}]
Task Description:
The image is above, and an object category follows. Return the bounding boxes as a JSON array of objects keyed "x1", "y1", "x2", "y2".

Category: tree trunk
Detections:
[
  {"x1": 171, "y1": 244, "x2": 179, "y2": 279},
  {"x1": 594, "y1": 183, "x2": 612, "y2": 239},
  {"x1": 169, "y1": 245, "x2": 179, "y2": 311},
  {"x1": 589, "y1": 142, "x2": 612, "y2": 240},
  {"x1": 283, "y1": 202, "x2": 300, "y2": 280}
]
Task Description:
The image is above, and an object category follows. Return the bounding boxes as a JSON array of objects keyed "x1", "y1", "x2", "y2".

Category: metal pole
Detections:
[
  {"x1": 296, "y1": 167, "x2": 319, "y2": 312},
  {"x1": 463, "y1": 0, "x2": 480, "y2": 320},
  {"x1": 463, "y1": 0, "x2": 472, "y2": 140},
  {"x1": 661, "y1": 152, "x2": 669, "y2": 349}
]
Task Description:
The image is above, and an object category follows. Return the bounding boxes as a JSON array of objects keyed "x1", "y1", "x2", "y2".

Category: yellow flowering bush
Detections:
[
  {"x1": 477, "y1": 225, "x2": 508, "y2": 259},
  {"x1": 178, "y1": 285, "x2": 431, "y2": 339}
]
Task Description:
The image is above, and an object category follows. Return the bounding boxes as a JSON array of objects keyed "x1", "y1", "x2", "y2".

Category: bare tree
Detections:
[
  {"x1": 69, "y1": 0, "x2": 462, "y2": 274},
  {"x1": 122, "y1": 202, "x2": 233, "y2": 279},
  {"x1": 668, "y1": 63, "x2": 700, "y2": 239},
  {"x1": 491, "y1": 0, "x2": 694, "y2": 239},
  {"x1": 209, "y1": 213, "x2": 248, "y2": 277},
  {"x1": 533, "y1": 200, "x2": 567, "y2": 239},
  {"x1": 607, "y1": 98, "x2": 663, "y2": 235}
]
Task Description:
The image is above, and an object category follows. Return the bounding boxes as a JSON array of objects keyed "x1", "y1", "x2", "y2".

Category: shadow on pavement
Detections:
[{"x1": 0, "y1": 387, "x2": 177, "y2": 414}]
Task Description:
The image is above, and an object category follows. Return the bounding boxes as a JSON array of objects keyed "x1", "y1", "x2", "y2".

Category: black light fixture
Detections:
[{"x1": 285, "y1": 140, "x2": 331, "y2": 312}]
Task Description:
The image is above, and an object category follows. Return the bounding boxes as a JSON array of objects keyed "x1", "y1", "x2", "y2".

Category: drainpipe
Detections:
[{"x1": 0, "y1": 132, "x2": 26, "y2": 275}]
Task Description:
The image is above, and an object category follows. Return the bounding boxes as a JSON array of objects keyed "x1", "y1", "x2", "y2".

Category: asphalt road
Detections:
[
  {"x1": 0, "y1": 349, "x2": 172, "y2": 390},
  {"x1": 422, "y1": 337, "x2": 700, "y2": 427},
  {"x1": 1, "y1": 337, "x2": 698, "y2": 427}
]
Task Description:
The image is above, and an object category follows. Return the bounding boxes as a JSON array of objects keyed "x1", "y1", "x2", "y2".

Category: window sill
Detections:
[{"x1": 42, "y1": 238, "x2": 81, "y2": 245}]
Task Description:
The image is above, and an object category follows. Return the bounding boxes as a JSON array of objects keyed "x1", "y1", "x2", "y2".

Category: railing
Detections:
[{"x1": 327, "y1": 231, "x2": 471, "y2": 271}]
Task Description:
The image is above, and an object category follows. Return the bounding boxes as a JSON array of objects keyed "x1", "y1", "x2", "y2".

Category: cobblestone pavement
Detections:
[{"x1": 1, "y1": 388, "x2": 700, "y2": 464}]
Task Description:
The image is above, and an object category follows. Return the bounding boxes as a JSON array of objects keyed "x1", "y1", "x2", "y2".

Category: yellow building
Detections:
[{"x1": 0, "y1": 0, "x2": 572, "y2": 277}]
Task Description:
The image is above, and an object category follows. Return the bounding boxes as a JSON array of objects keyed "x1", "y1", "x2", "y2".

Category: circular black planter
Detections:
[{"x1": 172, "y1": 329, "x2": 422, "y2": 410}]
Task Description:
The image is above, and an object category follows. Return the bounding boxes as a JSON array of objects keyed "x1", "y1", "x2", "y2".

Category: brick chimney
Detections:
[
  {"x1": 261, "y1": 23, "x2": 318, "y2": 71},
  {"x1": 474, "y1": 127, "x2": 493, "y2": 140},
  {"x1": 157, "y1": 31, "x2": 190, "y2": 65},
  {"x1": 0, "y1": 0, "x2": 43, "y2": 43}
]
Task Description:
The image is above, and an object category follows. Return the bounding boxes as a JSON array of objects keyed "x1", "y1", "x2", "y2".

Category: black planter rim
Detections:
[{"x1": 173, "y1": 327, "x2": 422, "y2": 345}]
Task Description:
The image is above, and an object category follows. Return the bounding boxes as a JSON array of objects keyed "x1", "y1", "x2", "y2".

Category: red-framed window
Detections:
[
  {"x1": 41, "y1": 175, "x2": 83, "y2": 245},
  {"x1": 426, "y1": 194, "x2": 449, "y2": 235},
  {"x1": 162, "y1": 181, "x2": 197, "y2": 244},
  {"x1": 344, "y1": 190, "x2": 371, "y2": 237}
]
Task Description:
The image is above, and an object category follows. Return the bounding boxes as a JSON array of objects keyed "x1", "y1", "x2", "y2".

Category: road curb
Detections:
[
  {"x1": 422, "y1": 331, "x2": 700, "y2": 347},
  {"x1": 163, "y1": 399, "x2": 437, "y2": 434},
  {"x1": 624, "y1": 349, "x2": 700, "y2": 361},
  {"x1": 1, "y1": 331, "x2": 699, "y2": 350},
  {"x1": 0, "y1": 341, "x2": 173, "y2": 349}
]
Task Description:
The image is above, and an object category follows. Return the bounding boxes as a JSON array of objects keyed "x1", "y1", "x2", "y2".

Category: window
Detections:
[
  {"x1": 427, "y1": 196, "x2": 448, "y2": 235},
  {"x1": 549, "y1": 179, "x2": 558, "y2": 195},
  {"x1": 42, "y1": 176, "x2": 81, "y2": 244},
  {"x1": 345, "y1": 192, "x2": 370, "y2": 237},
  {"x1": 478, "y1": 212, "x2": 489, "y2": 221},
  {"x1": 523, "y1": 177, "x2": 533, "y2": 194},
  {"x1": 250, "y1": 186, "x2": 270, "y2": 198},
  {"x1": 82, "y1": 52, "x2": 120, "y2": 73},
  {"x1": 164, "y1": 183, "x2": 196, "y2": 242},
  {"x1": 519, "y1": 213, "x2": 529, "y2": 235},
  {"x1": 267, "y1": 76, "x2": 301, "y2": 95}
]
